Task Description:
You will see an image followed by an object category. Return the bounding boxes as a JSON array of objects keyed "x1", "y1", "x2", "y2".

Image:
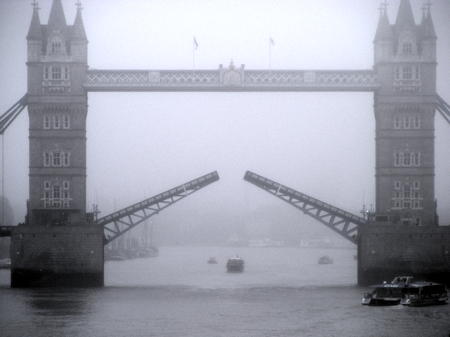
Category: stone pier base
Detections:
[
  {"x1": 358, "y1": 224, "x2": 450, "y2": 286},
  {"x1": 10, "y1": 225, "x2": 104, "y2": 287}
]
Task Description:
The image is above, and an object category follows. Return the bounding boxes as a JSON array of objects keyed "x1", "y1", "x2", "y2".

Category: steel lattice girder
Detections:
[
  {"x1": 0, "y1": 94, "x2": 27, "y2": 135},
  {"x1": 244, "y1": 171, "x2": 367, "y2": 244},
  {"x1": 436, "y1": 95, "x2": 450, "y2": 124},
  {"x1": 98, "y1": 171, "x2": 219, "y2": 245}
]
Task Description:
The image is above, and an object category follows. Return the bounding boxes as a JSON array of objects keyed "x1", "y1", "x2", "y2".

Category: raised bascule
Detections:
[{"x1": 1, "y1": 0, "x2": 449, "y2": 286}]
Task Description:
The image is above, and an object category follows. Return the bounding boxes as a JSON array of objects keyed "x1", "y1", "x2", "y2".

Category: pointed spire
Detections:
[
  {"x1": 71, "y1": 1, "x2": 87, "y2": 41},
  {"x1": 395, "y1": 0, "x2": 416, "y2": 29},
  {"x1": 27, "y1": 1, "x2": 43, "y2": 40},
  {"x1": 48, "y1": 0, "x2": 67, "y2": 32},
  {"x1": 375, "y1": 2, "x2": 393, "y2": 41},
  {"x1": 421, "y1": 2, "x2": 436, "y2": 39}
]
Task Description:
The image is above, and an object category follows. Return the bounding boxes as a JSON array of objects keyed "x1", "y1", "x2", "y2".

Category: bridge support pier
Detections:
[
  {"x1": 358, "y1": 224, "x2": 450, "y2": 286},
  {"x1": 10, "y1": 225, "x2": 104, "y2": 287}
]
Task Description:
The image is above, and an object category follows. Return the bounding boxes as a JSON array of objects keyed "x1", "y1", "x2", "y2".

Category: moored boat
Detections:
[
  {"x1": 361, "y1": 276, "x2": 414, "y2": 306},
  {"x1": 401, "y1": 282, "x2": 448, "y2": 306},
  {"x1": 226, "y1": 256, "x2": 244, "y2": 272}
]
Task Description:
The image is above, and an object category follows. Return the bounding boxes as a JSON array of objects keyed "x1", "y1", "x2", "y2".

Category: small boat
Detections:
[
  {"x1": 401, "y1": 282, "x2": 448, "y2": 307},
  {"x1": 361, "y1": 276, "x2": 414, "y2": 306},
  {"x1": 226, "y1": 256, "x2": 244, "y2": 272},
  {"x1": 207, "y1": 257, "x2": 218, "y2": 264},
  {"x1": 361, "y1": 283, "x2": 404, "y2": 306},
  {"x1": 318, "y1": 255, "x2": 333, "y2": 264}
]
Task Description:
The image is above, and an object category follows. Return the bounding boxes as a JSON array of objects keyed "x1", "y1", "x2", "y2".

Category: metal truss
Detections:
[
  {"x1": 0, "y1": 95, "x2": 27, "y2": 135},
  {"x1": 84, "y1": 68, "x2": 378, "y2": 92},
  {"x1": 98, "y1": 171, "x2": 219, "y2": 245},
  {"x1": 244, "y1": 171, "x2": 367, "y2": 244},
  {"x1": 436, "y1": 95, "x2": 450, "y2": 124}
]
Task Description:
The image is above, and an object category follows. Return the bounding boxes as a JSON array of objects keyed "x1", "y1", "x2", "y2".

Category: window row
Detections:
[
  {"x1": 43, "y1": 180, "x2": 71, "y2": 208},
  {"x1": 393, "y1": 115, "x2": 420, "y2": 129},
  {"x1": 43, "y1": 65, "x2": 70, "y2": 81},
  {"x1": 394, "y1": 65, "x2": 420, "y2": 81},
  {"x1": 394, "y1": 180, "x2": 420, "y2": 190},
  {"x1": 43, "y1": 151, "x2": 71, "y2": 167},
  {"x1": 43, "y1": 114, "x2": 70, "y2": 129},
  {"x1": 392, "y1": 198, "x2": 423, "y2": 210},
  {"x1": 394, "y1": 152, "x2": 421, "y2": 167}
]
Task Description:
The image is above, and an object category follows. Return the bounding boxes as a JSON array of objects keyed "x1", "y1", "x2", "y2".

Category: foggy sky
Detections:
[{"x1": 0, "y1": 0, "x2": 449, "y2": 243}]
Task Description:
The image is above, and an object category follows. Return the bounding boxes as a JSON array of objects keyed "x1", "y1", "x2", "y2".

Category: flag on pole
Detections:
[
  {"x1": 193, "y1": 37, "x2": 199, "y2": 50},
  {"x1": 269, "y1": 37, "x2": 275, "y2": 46}
]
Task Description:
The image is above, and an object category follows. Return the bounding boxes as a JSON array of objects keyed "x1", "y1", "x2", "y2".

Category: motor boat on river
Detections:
[
  {"x1": 362, "y1": 276, "x2": 414, "y2": 306},
  {"x1": 362, "y1": 276, "x2": 448, "y2": 306},
  {"x1": 226, "y1": 256, "x2": 244, "y2": 272},
  {"x1": 401, "y1": 282, "x2": 448, "y2": 306}
]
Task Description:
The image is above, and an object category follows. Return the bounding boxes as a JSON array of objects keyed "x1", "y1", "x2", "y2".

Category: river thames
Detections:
[{"x1": 0, "y1": 246, "x2": 449, "y2": 337}]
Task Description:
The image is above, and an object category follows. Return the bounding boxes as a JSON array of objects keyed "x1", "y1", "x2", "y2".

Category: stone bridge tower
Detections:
[
  {"x1": 11, "y1": 0, "x2": 103, "y2": 287},
  {"x1": 373, "y1": 0, "x2": 437, "y2": 226}
]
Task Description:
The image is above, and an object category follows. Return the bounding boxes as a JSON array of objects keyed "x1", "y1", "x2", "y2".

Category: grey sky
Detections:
[{"x1": 0, "y1": 0, "x2": 449, "y2": 241}]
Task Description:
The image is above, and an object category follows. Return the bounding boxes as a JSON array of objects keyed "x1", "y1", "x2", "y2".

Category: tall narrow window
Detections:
[
  {"x1": 62, "y1": 152, "x2": 70, "y2": 167},
  {"x1": 402, "y1": 66, "x2": 412, "y2": 80},
  {"x1": 62, "y1": 114, "x2": 70, "y2": 129},
  {"x1": 53, "y1": 185, "x2": 61, "y2": 207},
  {"x1": 415, "y1": 65, "x2": 420, "y2": 80},
  {"x1": 44, "y1": 152, "x2": 51, "y2": 167},
  {"x1": 412, "y1": 152, "x2": 421, "y2": 166},
  {"x1": 52, "y1": 66, "x2": 62, "y2": 80},
  {"x1": 394, "y1": 152, "x2": 401, "y2": 167},
  {"x1": 44, "y1": 115, "x2": 51, "y2": 129},
  {"x1": 53, "y1": 115, "x2": 60, "y2": 129},
  {"x1": 394, "y1": 116, "x2": 401, "y2": 129},
  {"x1": 44, "y1": 66, "x2": 50, "y2": 80},
  {"x1": 53, "y1": 152, "x2": 61, "y2": 167},
  {"x1": 413, "y1": 115, "x2": 420, "y2": 129},
  {"x1": 64, "y1": 67, "x2": 70, "y2": 80},
  {"x1": 394, "y1": 181, "x2": 401, "y2": 190},
  {"x1": 51, "y1": 41, "x2": 61, "y2": 54},
  {"x1": 403, "y1": 152, "x2": 411, "y2": 166},
  {"x1": 413, "y1": 181, "x2": 420, "y2": 189},
  {"x1": 395, "y1": 67, "x2": 401, "y2": 80},
  {"x1": 404, "y1": 116, "x2": 410, "y2": 129},
  {"x1": 402, "y1": 42, "x2": 412, "y2": 55}
]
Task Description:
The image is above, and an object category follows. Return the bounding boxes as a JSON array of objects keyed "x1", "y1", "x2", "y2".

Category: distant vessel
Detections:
[
  {"x1": 318, "y1": 255, "x2": 333, "y2": 264},
  {"x1": 207, "y1": 257, "x2": 218, "y2": 264},
  {"x1": 226, "y1": 256, "x2": 244, "y2": 272}
]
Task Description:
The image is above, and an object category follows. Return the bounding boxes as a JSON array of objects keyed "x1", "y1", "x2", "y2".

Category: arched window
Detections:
[{"x1": 402, "y1": 42, "x2": 412, "y2": 55}]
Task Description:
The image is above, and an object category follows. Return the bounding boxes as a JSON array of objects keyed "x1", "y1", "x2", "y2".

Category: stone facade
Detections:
[
  {"x1": 373, "y1": 1, "x2": 437, "y2": 226},
  {"x1": 10, "y1": 0, "x2": 103, "y2": 287},
  {"x1": 358, "y1": 224, "x2": 450, "y2": 285}
]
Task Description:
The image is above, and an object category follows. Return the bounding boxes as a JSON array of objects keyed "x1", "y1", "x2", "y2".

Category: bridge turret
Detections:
[
  {"x1": 27, "y1": 3, "x2": 43, "y2": 63},
  {"x1": 419, "y1": 6, "x2": 437, "y2": 64},
  {"x1": 26, "y1": 0, "x2": 89, "y2": 227},
  {"x1": 373, "y1": 0, "x2": 437, "y2": 226},
  {"x1": 374, "y1": 4, "x2": 394, "y2": 64},
  {"x1": 70, "y1": 3, "x2": 88, "y2": 63}
]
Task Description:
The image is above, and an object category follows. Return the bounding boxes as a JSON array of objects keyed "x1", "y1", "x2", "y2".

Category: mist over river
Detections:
[{"x1": 1, "y1": 246, "x2": 449, "y2": 337}]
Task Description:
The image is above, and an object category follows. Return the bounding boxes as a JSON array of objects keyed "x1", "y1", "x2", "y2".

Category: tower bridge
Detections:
[{"x1": 1, "y1": 0, "x2": 450, "y2": 286}]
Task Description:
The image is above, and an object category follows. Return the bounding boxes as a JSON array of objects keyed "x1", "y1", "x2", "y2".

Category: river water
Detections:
[{"x1": 0, "y1": 246, "x2": 449, "y2": 337}]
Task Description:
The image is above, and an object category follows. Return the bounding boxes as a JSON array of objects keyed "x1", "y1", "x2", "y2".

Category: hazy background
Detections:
[{"x1": 0, "y1": 0, "x2": 449, "y2": 246}]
